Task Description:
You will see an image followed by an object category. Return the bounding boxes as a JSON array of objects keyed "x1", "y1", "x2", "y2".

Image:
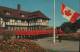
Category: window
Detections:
[
  {"x1": 10, "y1": 19, "x2": 15, "y2": 22},
  {"x1": 11, "y1": 27, "x2": 13, "y2": 30},
  {"x1": 0, "y1": 18, "x2": 3, "y2": 25},
  {"x1": 17, "y1": 27, "x2": 19, "y2": 30},
  {"x1": 21, "y1": 15, "x2": 25, "y2": 17},
  {"x1": 17, "y1": 36, "x2": 20, "y2": 39},
  {"x1": 37, "y1": 19, "x2": 42, "y2": 22},
  {"x1": 2, "y1": 22, "x2": 5, "y2": 27},
  {"x1": 17, "y1": 20, "x2": 21, "y2": 23},
  {"x1": 0, "y1": 18, "x2": 3, "y2": 20}
]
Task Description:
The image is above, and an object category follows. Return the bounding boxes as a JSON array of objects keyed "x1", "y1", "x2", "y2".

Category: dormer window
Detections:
[
  {"x1": 21, "y1": 15, "x2": 25, "y2": 17},
  {"x1": 20, "y1": 13, "x2": 25, "y2": 17},
  {"x1": 6, "y1": 12, "x2": 10, "y2": 15}
]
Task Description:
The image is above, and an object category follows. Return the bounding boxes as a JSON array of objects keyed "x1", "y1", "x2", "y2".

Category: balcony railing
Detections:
[{"x1": 6, "y1": 22, "x2": 28, "y2": 26}]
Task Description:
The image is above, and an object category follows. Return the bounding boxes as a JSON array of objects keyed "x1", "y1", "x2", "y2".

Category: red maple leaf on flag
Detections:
[{"x1": 65, "y1": 10, "x2": 72, "y2": 16}]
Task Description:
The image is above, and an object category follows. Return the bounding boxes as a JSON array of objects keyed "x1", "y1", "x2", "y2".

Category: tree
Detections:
[{"x1": 61, "y1": 22, "x2": 77, "y2": 33}]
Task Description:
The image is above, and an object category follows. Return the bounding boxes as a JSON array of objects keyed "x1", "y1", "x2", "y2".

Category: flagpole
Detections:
[{"x1": 53, "y1": 0, "x2": 56, "y2": 44}]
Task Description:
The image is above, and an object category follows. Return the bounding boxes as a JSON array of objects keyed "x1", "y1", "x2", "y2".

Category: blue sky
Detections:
[
  {"x1": 0, "y1": 0, "x2": 54, "y2": 26},
  {"x1": 55, "y1": 0, "x2": 80, "y2": 27}
]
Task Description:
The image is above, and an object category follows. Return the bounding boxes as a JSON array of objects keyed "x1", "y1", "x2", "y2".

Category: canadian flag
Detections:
[{"x1": 61, "y1": 3, "x2": 80, "y2": 23}]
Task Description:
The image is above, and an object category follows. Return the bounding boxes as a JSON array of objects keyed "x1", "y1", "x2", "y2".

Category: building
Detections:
[{"x1": 0, "y1": 4, "x2": 53, "y2": 39}]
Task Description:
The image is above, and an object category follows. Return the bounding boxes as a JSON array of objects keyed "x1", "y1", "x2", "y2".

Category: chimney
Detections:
[{"x1": 17, "y1": 4, "x2": 21, "y2": 10}]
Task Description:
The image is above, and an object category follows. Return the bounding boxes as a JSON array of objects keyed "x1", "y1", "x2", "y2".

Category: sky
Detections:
[
  {"x1": 0, "y1": 0, "x2": 54, "y2": 27},
  {"x1": 55, "y1": 0, "x2": 80, "y2": 27}
]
